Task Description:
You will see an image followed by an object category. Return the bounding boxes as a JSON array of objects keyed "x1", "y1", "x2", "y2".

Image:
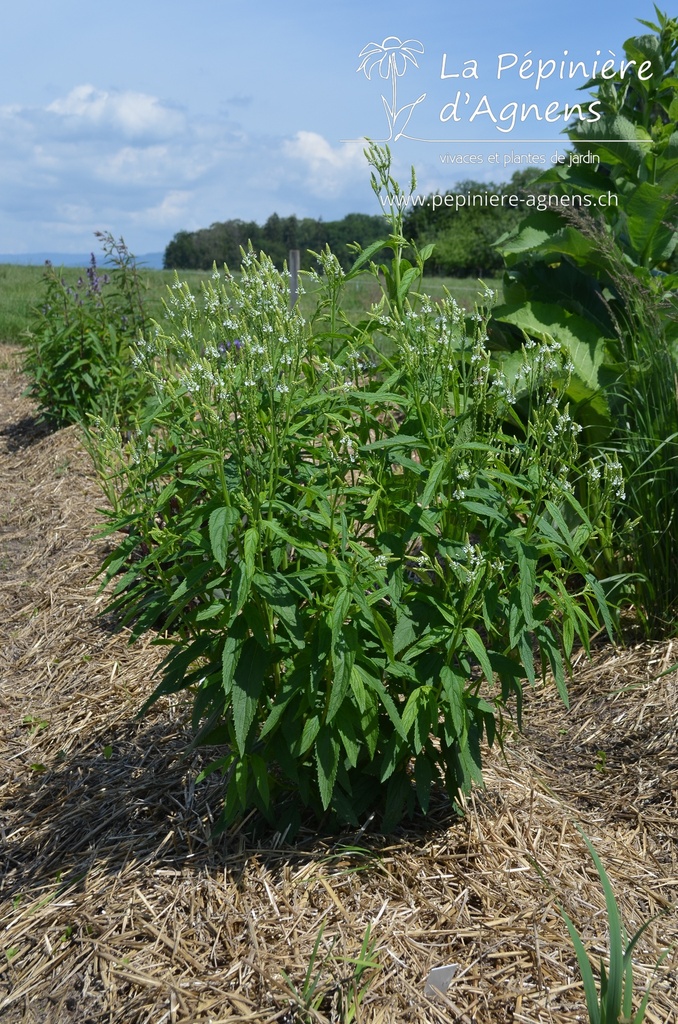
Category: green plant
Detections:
[
  {"x1": 558, "y1": 827, "x2": 669, "y2": 1024},
  {"x1": 280, "y1": 925, "x2": 331, "y2": 1021},
  {"x1": 22, "y1": 232, "x2": 152, "y2": 429},
  {"x1": 90, "y1": 145, "x2": 613, "y2": 834},
  {"x1": 336, "y1": 924, "x2": 381, "y2": 1024},
  {"x1": 22, "y1": 714, "x2": 49, "y2": 736},
  {"x1": 280, "y1": 923, "x2": 380, "y2": 1024},
  {"x1": 491, "y1": 10, "x2": 678, "y2": 634},
  {"x1": 495, "y1": 9, "x2": 678, "y2": 337}
]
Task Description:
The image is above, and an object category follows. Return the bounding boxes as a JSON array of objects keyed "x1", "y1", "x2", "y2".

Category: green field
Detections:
[{"x1": 0, "y1": 261, "x2": 502, "y2": 345}]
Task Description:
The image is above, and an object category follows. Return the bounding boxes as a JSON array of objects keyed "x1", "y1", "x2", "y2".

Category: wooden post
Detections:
[{"x1": 289, "y1": 249, "x2": 300, "y2": 308}]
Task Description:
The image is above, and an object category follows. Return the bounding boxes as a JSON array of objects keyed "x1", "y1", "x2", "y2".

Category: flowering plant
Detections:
[
  {"x1": 92, "y1": 147, "x2": 614, "y2": 833},
  {"x1": 22, "y1": 232, "x2": 151, "y2": 428}
]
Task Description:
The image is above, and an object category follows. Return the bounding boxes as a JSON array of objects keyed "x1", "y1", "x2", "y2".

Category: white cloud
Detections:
[
  {"x1": 0, "y1": 88, "x2": 378, "y2": 253},
  {"x1": 282, "y1": 131, "x2": 365, "y2": 196},
  {"x1": 46, "y1": 84, "x2": 185, "y2": 140},
  {"x1": 130, "y1": 190, "x2": 195, "y2": 228},
  {"x1": 97, "y1": 145, "x2": 183, "y2": 185}
]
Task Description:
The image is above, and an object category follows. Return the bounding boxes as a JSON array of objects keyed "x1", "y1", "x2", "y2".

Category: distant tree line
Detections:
[
  {"x1": 163, "y1": 213, "x2": 386, "y2": 273},
  {"x1": 163, "y1": 171, "x2": 541, "y2": 277}
]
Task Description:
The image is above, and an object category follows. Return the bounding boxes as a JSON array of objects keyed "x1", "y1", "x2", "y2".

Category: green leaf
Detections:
[
  {"x1": 463, "y1": 628, "x2": 494, "y2": 687},
  {"x1": 231, "y1": 639, "x2": 270, "y2": 755},
  {"x1": 346, "y1": 237, "x2": 391, "y2": 277},
  {"x1": 315, "y1": 726, "x2": 340, "y2": 810},
  {"x1": 393, "y1": 611, "x2": 417, "y2": 655},
  {"x1": 517, "y1": 542, "x2": 537, "y2": 628},
  {"x1": 222, "y1": 620, "x2": 247, "y2": 695},
  {"x1": 364, "y1": 674, "x2": 406, "y2": 740},
  {"x1": 370, "y1": 609, "x2": 394, "y2": 664},
  {"x1": 440, "y1": 666, "x2": 466, "y2": 737},
  {"x1": 625, "y1": 178, "x2": 678, "y2": 265},
  {"x1": 252, "y1": 572, "x2": 306, "y2": 648},
  {"x1": 421, "y1": 458, "x2": 447, "y2": 508},
  {"x1": 250, "y1": 753, "x2": 270, "y2": 808},
  {"x1": 208, "y1": 506, "x2": 239, "y2": 569},
  {"x1": 336, "y1": 708, "x2": 361, "y2": 768},
  {"x1": 243, "y1": 526, "x2": 259, "y2": 577},
  {"x1": 414, "y1": 753, "x2": 434, "y2": 813},
  {"x1": 332, "y1": 588, "x2": 351, "y2": 643},
  {"x1": 230, "y1": 562, "x2": 251, "y2": 619},
  {"x1": 398, "y1": 265, "x2": 420, "y2": 302},
  {"x1": 559, "y1": 905, "x2": 602, "y2": 1024},
  {"x1": 299, "y1": 714, "x2": 321, "y2": 756},
  {"x1": 584, "y1": 573, "x2": 616, "y2": 641}
]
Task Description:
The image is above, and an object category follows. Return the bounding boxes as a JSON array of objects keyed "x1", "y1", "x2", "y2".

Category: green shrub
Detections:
[
  {"x1": 491, "y1": 10, "x2": 678, "y2": 635},
  {"x1": 90, "y1": 147, "x2": 613, "y2": 834},
  {"x1": 22, "y1": 232, "x2": 152, "y2": 429}
]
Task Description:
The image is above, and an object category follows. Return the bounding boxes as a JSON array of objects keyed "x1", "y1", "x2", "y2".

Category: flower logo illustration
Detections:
[{"x1": 357, "y1": 36, "x2": 426, "y2": 141}]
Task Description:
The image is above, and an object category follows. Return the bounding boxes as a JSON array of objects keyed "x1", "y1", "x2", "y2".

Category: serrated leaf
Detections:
[
  {"x1": 243, "y1": 526, "x2": 259, "y2": 577},
  {"x1": 463, "y1": 627, "x2": 494, "y2": 687},
  {"x1": 208, "y1": 506, "x2": 239, "y2": 569},
  {"x1": 440, "y1": 665, "x2": 466, "y2": 737},
  {"x1": 315, "y1": 726, "x2": 340, "y2": 810},
  {"x1": 517, "y1": 542, "x2": 537, "y2": 628},
  {"x1": 231, "y1": 639, "x2": 270, "y2": 754}
]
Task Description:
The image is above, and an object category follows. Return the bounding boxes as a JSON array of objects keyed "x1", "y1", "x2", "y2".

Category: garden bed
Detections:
[{"x1": 1, "y1": 343, "x2": 677, "y2": 1024}]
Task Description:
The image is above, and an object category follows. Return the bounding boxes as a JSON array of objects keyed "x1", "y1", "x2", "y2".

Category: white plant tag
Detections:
[{"x1": 424, "y1": 963, "x2": 459, "y2": 997}]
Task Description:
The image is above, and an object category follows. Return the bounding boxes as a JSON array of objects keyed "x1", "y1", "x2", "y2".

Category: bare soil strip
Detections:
[{"x1": 1, "y1": 343, "x2": 676, "y2": 1024}]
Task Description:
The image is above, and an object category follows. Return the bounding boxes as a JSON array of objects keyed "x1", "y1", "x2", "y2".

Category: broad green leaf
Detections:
[
  {"x1": 440, "y1": 666, "x2": 466, "y2": 737},
  {"x1": 516, "y1": 542, "x2": 537, "y2": 629},
  {"x1": 252, "y1": 572, "x2": 306, "y2": 648},
  {"x1": 222, "y1": 621, "x2": 247, "y2": 695},
  {"x1": 232, "y1": 639, "x2": 270, "y2": 754},
  {"x1": 336, "y1": 709, "x2": 361, "y2": 768},
  {"x1": 414, "y1": 753, "x2": 434, "y2": 813},
  {"x1": 393, "y1": 612, "x2": 417, "y2": 655},
  {"x1": 250, "y1": 753, "x2": 270, "y2": 809},
  {"x1": 328, "y1": 640, "x2": 354, "y2": 722},
  {"x1": 421, "y1": 457, "x2": 447, "y2": 509},
  {"x1": 346, "y1": 237, "x2": 392, "y2": 276},
  {"x1": 331, "y1": 588, "x2": 352, "y2": 643},
  {"x1": 208, "y1": 506, "x2": 239, "y2": 569},
  {"x1": 243, "y1": 526, "x2": 259, "y2": 578},
  {"x1": 299, "y1": 714, "x2": 321, "y2": 756},
  {"x1": 315, "y1": 726, "x2": 341, "y2": 810},
  {"x1": 625, "y1": 179, "x2": 678, "y2": 266},
  {"x1": 370, "y1": 609, "x2": 394, "y2": 664},
  {"x1": 364, "y1": 674, "x2": 406, "y2": 740},
  {"x1": 463, "y1": 628, "x2": 494, "y2": 687}
]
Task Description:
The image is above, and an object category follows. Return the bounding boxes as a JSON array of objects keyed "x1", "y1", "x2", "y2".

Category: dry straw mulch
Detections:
[{"x1": 1, "y1": 342, "x2": 676, "y2": 1024}]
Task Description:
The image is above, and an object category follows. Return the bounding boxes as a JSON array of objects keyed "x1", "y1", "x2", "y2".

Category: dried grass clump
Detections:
[{"x1": 1, "y1": 344, "x2": 676, "y2": 1024}]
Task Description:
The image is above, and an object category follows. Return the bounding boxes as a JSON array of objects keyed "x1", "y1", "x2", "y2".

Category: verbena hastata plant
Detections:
[
  {"x1": 93, "y1": 145, "x2": 613, "y2": 833},
  {"x1": 23, "y1": 231, "x2": 151, "y2": 429}
]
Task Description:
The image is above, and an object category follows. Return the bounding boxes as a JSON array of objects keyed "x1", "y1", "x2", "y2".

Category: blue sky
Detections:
[{"x1": 0, "y1": 0, "x2": 657, "y2": 255}]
